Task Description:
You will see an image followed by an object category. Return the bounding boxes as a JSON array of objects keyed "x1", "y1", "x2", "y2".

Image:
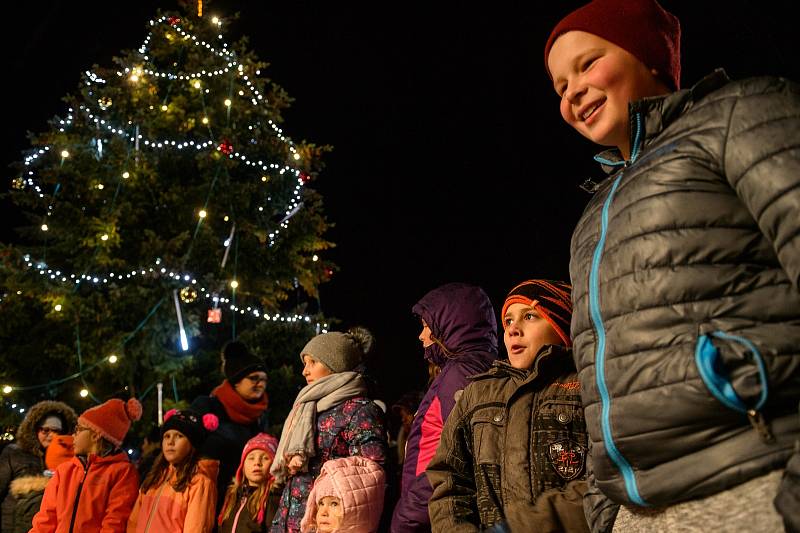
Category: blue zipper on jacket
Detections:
[{"x1": 588, "y1": 112, "x2": 647, "y2": 506}]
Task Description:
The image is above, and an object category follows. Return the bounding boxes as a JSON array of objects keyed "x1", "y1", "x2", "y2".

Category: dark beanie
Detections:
[
  {"x1": 501, "y1": 280, "x2": 573, "y2": 347},
  {"x1": 222, "y1": 341, "x2": 266, "y2": 384},
  {"x1": 161, "y1": 409, "x2": 218, "y2": 450},
  {"x1": 544, "y1": 0, "x2": 681, "y2": 91}
]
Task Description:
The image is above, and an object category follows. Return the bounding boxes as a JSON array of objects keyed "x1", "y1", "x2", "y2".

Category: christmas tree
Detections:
[{"x1": 0, "y1": 2, "x2": 333, "y2": 431}]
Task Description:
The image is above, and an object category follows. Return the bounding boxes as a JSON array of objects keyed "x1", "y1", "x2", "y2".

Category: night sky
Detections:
[{"x1": 3, "y1": 0, "x2": 798, "y2": 404}]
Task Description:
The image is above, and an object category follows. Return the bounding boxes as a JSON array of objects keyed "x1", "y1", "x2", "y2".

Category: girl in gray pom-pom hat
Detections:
[{"x1": 269, "y1": 327, "x2": 387, "y2": 533}]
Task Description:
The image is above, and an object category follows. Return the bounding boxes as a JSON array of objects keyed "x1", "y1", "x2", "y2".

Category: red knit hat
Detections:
[
  {"x1": 219, "y1": 432, "x2": 278, "y2": 525},
  {"x1": 501, "y1": 280, "x2": 573, "y2": 347},
  {"x1": 544, "y1": 0, "x2": 681, "y2": 90},
  {"x1": 78, "y1": 398, "x2": 142, "y2": 447}
]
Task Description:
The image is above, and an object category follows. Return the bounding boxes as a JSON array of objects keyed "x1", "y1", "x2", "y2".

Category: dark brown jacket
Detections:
[{"x1": 427, "y1": 345, "x2": 589, "y2": 532}]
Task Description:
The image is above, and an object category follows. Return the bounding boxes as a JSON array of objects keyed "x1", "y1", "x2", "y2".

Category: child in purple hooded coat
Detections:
[{"x1": 390, "y1": 282, "x2": 498, "y2": 533}]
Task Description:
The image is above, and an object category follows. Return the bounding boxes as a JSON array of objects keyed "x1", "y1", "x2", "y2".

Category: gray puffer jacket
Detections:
[{"x1": 569, "y1": 70, "x2": 800, "y2": 527}]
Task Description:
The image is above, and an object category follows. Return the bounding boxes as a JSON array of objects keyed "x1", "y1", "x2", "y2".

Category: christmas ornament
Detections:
[
  {"x1": 168, "y1": 16, "x2": 181, "y2": 26},
  {"x1": 97, "y1": 96, "x2": 113, "y2": 110},
  {"x1": 179, "y1": 286, "x2": 197, "y2": 303},
  {"x1": 218, "y1": 139, "x2": 233, "y2": 155},
  {"x1": 299, "y1": 171, "x2": 311, "y2": 184},
  {"x1": 11, "y1": 177, "x2": 25, "y2": 190},
  {"x1": 207, "y1": 308, "x2": 221, "y2": 323}
]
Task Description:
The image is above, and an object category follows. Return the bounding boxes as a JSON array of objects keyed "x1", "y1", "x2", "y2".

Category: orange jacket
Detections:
[
  {"x1": 30, "y1": 452, "x2": 139, "y2": 533},
  {"x1": 126, "y1": 459, "x2": 219, "y2": 533}
]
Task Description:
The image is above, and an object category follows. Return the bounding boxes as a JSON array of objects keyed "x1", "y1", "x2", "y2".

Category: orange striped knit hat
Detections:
[{"x1": 501, "y1": 280, "x2": 573, "y2": 346}]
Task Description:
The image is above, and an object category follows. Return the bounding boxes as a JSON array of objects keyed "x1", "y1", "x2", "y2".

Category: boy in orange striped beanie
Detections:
[{"x1": 427, "y1": 279, "x2": 589, "y2": 532}]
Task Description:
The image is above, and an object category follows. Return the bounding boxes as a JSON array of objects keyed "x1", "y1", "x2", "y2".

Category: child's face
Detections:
[
  {"x1": 547, "y1": 31, "x2": 669, "y2": 158},
  {"x1": 315, "y1": 496, "x2": 343, "y2": 533},
  {"x1": 243, "y1": 449, "x2": 273, "y2": 486},
  {"x1": 503, "y1": 303, "x2": 563, "y2": 370},
  {"x1": 162, "y1": 429, "x2": 193, "y2": 465},
  {"x1": 72, "y1": 424, "x2": 96, "y2": 455},
  {"x1": 418, "y1": 319, "x2": 434, "y2": 348},
  {"x1": 302, "y1": 354, "x2": 332, "y2": 385}
]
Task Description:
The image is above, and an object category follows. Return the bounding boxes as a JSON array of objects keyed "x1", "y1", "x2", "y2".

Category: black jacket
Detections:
[
  {"x1": 191, "y1": 394, "x2": 269, "y2": 516},
  {"x1": 569, "y1": 70, "x2": 800, "y2": 529},
  {"x1": 0, "y1": 401, "x2": 76, "y2": 533}
]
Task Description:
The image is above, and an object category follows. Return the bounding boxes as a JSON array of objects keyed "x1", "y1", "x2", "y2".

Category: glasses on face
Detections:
[
  {"x1": 37, "y1": 427, "x2": 62, "y2": 436},
  {"x1": 245, "y1": 374, "x2": 267, "y2": 384},
  {"x1": 73, "y1": 425, "x2": 90, "y2": 435}
]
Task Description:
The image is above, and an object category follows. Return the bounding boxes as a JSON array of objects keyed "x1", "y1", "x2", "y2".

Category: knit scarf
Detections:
[
  {"x1": 213, "y1": 381, "x2": 268, "y2": 425},
  {"x1": 269, "y1": 372, "x2": 367, "y2": 484}
]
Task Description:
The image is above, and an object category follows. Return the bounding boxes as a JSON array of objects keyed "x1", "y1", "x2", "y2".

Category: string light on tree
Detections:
[
  {"x1": 79, "y1": 389, "x2": 89, "y2": 398},
  {"x1": 2, "y1": 386, "x2": 12, "y2": 394},
  {"x1": 4, "y1": 5, "x2": 333, "y2": 411}
]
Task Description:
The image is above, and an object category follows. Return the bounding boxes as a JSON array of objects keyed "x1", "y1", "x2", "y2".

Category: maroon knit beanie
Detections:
[{"x1": 544, "y1": 0, "x2": 681, "y2": 91}]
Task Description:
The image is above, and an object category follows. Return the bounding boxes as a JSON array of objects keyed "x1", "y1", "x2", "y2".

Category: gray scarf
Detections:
[{"x1": 270, "y1": 371, "x2": 367, "y2": 483}]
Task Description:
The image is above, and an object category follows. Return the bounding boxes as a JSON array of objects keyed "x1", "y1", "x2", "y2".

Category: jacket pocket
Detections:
[
  {"x1": 694, "y1": 330, "x2": 769, "y2": 414},
  {"x1": 470, "y1": 406, "x2": 506, "y2": 466},
  {"x1": 536, "y1": 400, "x2": 589, "y2": 483}
]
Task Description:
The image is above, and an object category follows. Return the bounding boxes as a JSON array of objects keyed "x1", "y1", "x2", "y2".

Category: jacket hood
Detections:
[
  {"x1": 300, "y1": 457, "x2": 385, "y2": 533},
  {"x1": 9, "y1": 474, "x2": 50, "y2": 497},
  {"x1": 16, "y1": 400, "x2": 78, "y2": 457},
  {"x1": 412, "y1": 282, "x2": 498, "y2": 366}
]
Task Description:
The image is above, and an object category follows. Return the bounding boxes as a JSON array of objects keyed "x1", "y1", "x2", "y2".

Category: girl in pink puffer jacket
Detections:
[{"x1": 299, "y1": 457, "x2": 385, "y2": 533}]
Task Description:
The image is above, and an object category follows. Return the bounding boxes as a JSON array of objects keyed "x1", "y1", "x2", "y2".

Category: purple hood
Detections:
[{"x1": 412, "y1": 282, "x2": 498, "y2": 366}]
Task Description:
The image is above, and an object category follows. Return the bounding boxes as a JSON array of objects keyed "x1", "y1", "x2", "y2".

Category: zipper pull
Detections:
[{"x1": 747, "y1": 409, "x2": 775, "y2": 444}]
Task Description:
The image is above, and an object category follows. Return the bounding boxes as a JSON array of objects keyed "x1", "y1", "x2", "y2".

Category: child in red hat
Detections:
[
  {"x1": 30, "y1": 398, "x2": 142, "y2": 533},
  {"x1": 218, "y1": 432, "x2": 280, "y2": 532},
  {"x1": 544, "y1": 1, "x2": 800, "y2": 531},
  {"x1": 427, "y1": 280, "x2": 589, "y2": 532}
]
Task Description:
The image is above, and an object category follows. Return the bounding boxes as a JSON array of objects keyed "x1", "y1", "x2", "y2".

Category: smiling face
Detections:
[
  {"x1": 315, "y1": 496, "x2": 343, "y2": 533},
  {"x1": 547, "y1": 31, "x2": 670, "y2": 159},
  {"x1": 243, "y1": 449, "x2": 273, "y2": 486},
  {"x1": 302, "y1": 354, "x2": 333, "y2": 385},
  {"x1": 162, "y1": 429, "x2": 193, "y2": 466},
  {"x1": 503, "y1": 303, "x2": 564, "y2": 370}
]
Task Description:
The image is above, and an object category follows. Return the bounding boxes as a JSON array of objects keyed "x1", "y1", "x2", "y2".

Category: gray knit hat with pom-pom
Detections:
[{"x1": 300, "y1": 326, "x2": 373, "y2": 373}]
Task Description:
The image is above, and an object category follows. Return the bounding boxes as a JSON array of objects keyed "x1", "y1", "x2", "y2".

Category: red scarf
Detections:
[{"x1": 212, "y1": 381, "x2": 268, "y2": 425}]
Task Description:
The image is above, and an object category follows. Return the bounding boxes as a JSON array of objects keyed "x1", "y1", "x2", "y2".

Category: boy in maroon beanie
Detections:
[{"x1": 544, "y1": 0, "x2": 800, "y2": 531}]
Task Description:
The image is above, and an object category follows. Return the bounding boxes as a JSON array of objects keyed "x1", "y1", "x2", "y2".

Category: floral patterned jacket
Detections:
[{"x1": 269, "y1": 397, "x2": 386, "y2": 533}]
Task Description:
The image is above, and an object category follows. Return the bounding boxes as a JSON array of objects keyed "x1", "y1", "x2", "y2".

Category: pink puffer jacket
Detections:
[{"x1": 300, "y1": 457, "x2": 385, "y2": 533}]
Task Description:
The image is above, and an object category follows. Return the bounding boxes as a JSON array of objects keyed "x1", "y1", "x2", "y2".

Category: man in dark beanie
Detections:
[
  {"x1": 427, "y1": 279, "x2": 589, "y2": 533},
  {"x1": 191, "y1": 340, "x2": 269, "y2": 519}
]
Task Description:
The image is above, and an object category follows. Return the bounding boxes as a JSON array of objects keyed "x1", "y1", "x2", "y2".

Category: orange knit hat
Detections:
[
  {"x1": 79, "y1": 398, "x2": 142, "y2": 447},
  {"x1": 45, "y1": 435, "x2": 75, "y2": 470}
]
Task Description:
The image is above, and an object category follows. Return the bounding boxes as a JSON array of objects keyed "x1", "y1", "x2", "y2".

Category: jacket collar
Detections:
[
  {"x1": 593, "y1": 69, "x2": 731, "y2": 173},
  {"x1": 472, "y1": 344, "x2": 573, "y2": 385}
]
